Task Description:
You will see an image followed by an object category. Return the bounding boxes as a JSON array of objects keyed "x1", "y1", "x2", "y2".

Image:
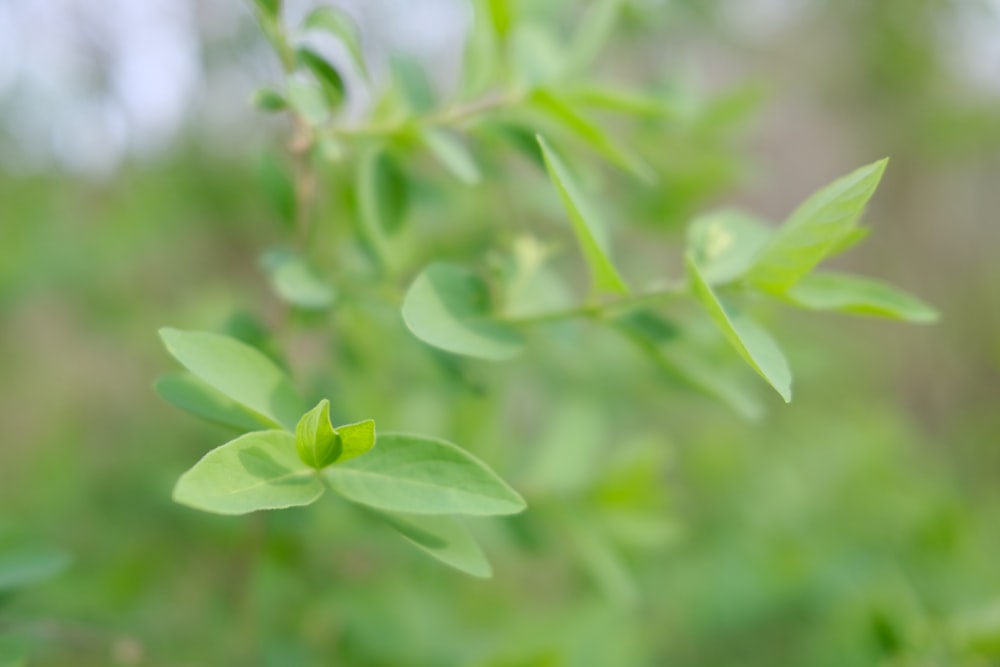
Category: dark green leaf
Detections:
[
  {"x1": 173, "y1": 430, "x2": 324, "y2": 515},
  {"x1": 358, "y1": 148, "x2": 409, "y2": 236},
  {"x1": 325, "y1": 432, "x2": 526, "y2": 516},
  {"x1": 0, "y1": 547, "x2": 71, "y2": 594},
  {"x1": 295, "y1": 47, "x2": 345, "y2": 108},
  {"x1": 302, "y1": 6, "x2": 366, "y2": 77},
  {"x1": 402, "y1": 263, "x2": 524, "y2": 361},
  {"x1": 251, "y1": 87, "x2": 287, "y2": 112}
]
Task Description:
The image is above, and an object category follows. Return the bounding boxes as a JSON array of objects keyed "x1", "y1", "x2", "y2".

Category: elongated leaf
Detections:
[
  {"x1": 687, "y1": 255, "x2": 792, "y2": 402},
  {"x1": 262, "y1": 248, "x2": 335, "y2": 310},
  {"x1": 302, "y1": 6, "x2": 366, "y2": 77},
  {"x1": 566, "y1": 0, "x2": 624, "y2": 73},
  {"x1": 173, "y1": 431, "x2": 324, "y2": 515},
  {"x1": 295, "y1": 47, "x2": 345, "y2": 108},
  {"x1": 827, "y1": 225, "x2": 870, "y2": 256},
  {"x1": 531, "y1": 91, "x2": 653, "y2": 181},
  {"x1": 159, "y1": 328, "x2": 306, "y2": 430},
  {"x1": 324, "y1": 433, "x2": 526, "y2": 516},
  {"x1": 155, "y1": 373, "x2": 273, "y2": 433},
  {"x1": 686, "y1": 209, "x2": 772, "y2": 285},
  {"x1": 567, "y1": 86, "x2": 675, "y2": 117},
  {"x1": 509, "y1": 24, "x2": 564, "y2": 88},
  {"x1": 251, "y1": 88, "x2": 287, "y2": 112},
  {"x1": 0, "y1": 547, "x2": 71, "y2": 593},
  {"x1": 747, "y1": 159, "x2": 888, "y2": 291},
  {"x1": 402, "y1": 263, "x2": 524, "y2": 361},
  {"x1": 358, "y1": 148, "x2": 409, "y2": 235},
  {"x1": 537, "y1": 136, "x2": 629, "y2": 295},
  {"x1": 783, "y1": 272, "x2": 939, "y2": 322},
  {"x1": 371, "y1": 509, "x2": 492, "y2": 578},
  {"x1": 422, "y1": 129, "x2": 482, "y2": 185}
]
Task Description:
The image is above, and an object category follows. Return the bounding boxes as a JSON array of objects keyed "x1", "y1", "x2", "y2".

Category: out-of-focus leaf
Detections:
[
  {"x1": 0, "y1": 635, "x2": 28, "y2": 667},
  {"x1": 537, "y1": 136, "x2": 629, "y2": 295},
  {"x1": 567, "y1": 86, "x2": 675, "y2": 117},
  {"x1": 531, "y1": 90, "x2": 654, "y2": 181},
  {"x1": 250, "y1": 87, "x2": 287, "y2": 112},
  {"x1": 358, "y1": 148, "x2": 409, "y2": 235},
  {"x1": 372, "y1": 509, "x2": 493, "y2": 578},
  {"x1": 173, "y1": 430, "x2": 324, "y2": 515},
  {"x1": 687, "y1": 255, "x2": 792, "y2": 402},
  {"x1": 686, "y1": 209, "x2": 772, "y2": 284},
  {"x1": 390, "y1": 55, "x2": 436, "y2": 113},
  {"x1": 525, "y1": 401, "x2": 606, "y2": 495},
  {"x1": 402, "y1": 263, "x2": 524, "y2": 361},
  {"x1": 262, "y1": 248, "x2": 335, "y2": 310},
  {"x1": 252, "y1": 0, "x2": 281, "y2": 20},
  {"x1": 566, "y1": 0, "x2": 624, "y2": 73},
  {"x1": 564, "y1": 512, "x2": 638, "y2": 607},
  {"x1": 257, "y1": 152, "x2": 296, "y2": 228},
  {"x1": 422, "y1": 129, "x2": 482, "y2": 185},
  {"x1": 286, "y1": 75, "x2": 329, "y2": 126},
  {"x1": 0, "y1": 547, "x2": 70, "y2": 593},
  {"x1": 747, "y1": 159, "x2": 889, "y2": 291},
  {"x1": 155, "y1": 373, "x2": 273, "y2": 433},
  {"x1": 953, "y1": 601, "x2": 1000, "y2": 655},
  {"x1": 295, "y1": 47, "x2": 345, "y2": 108},
  {"x1": 782, "y1": 272, "x2": 939, "y2": 322},
  {"x1": 324, "y1": 433, "x2": 526, "y2": 516},
  {"x1": 509, "y1": 24, "x2": 564, "y2": 88},
  {"x1": 159, "y1": 328, "x2": 306, "y2": 430},
  {"x1": 302, "y1": 6, "x2": 366, "y2": 77}
]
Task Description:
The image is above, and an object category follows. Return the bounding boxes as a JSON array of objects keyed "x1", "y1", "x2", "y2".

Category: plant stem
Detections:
[{"x1": 498, "y1": 282, "x2": 688, "y2": 326}]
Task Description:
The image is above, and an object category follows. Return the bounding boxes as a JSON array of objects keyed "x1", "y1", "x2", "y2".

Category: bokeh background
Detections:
[{"x1": 2, "y1": 0, "x2": 1000, "y2": 665}]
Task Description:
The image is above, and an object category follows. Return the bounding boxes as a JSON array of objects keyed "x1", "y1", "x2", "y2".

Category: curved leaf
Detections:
[
  {"x1": 173, "y1": 431, "x2": 324, "y2": 515},
  {"x1": 686, "y1": 209, "x2": 772, "y2": 285},
  {"x1": 324, "y1": 433, "x2": 526, "y2": 516},
  {"x1": 402, "y1": 263, "x2": 524, "y2": 361},
  {"x1": 537, "y1": 136, "x2": 629, "y2": 295},
  {"x1": 783, "y1": 272, "x2": 939, "y2": 323},
  {"x1": 155, "y1": 373, "x2": 273, "y2": 433},
  {"x1": 159, "y1": 328, "x2": 306, "y2": 431},
  {"x1": 371, "y1": 509, "x2": 493, "y2": 578},
  {"x1": 687, "y1": 255, "x2": 792, "y2": 402},
  {"x1": 302, "y1": 6, "x2": 366, "y2": 77}
]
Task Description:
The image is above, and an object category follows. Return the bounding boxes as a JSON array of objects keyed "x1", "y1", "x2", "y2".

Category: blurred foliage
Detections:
[{"x1": 1, "y1": 0, "x2": 1000, "y2": 665}]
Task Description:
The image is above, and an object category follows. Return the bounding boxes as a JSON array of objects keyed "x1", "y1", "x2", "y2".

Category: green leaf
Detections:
[
  {"x1": 159, "y1": 328, "x2": 306, "y2": 431},
  {"x1": 0, "y1": 635, "x2": 28, "y2": 667},
  {"x1": 173, "y1": 430, "x2": 324, "y2": 515},
  {"x1": 324, "y1": 433, "x2": 526, "y2": 516},
  {"x1": 0, "y1": 546, "x2": 71, "y2": 594},
  {"x1": 687, "y1": 255, "x2": 792, "y2": 402},
  {"x1": 422, "y1": 129, "x2": 482, "y2": 185},
  {"x1": 371, "y1": 509, "x2": 492, "y2": 578},
  {"x1": 747, "y1": 158, "x2": 889, "y2": 291},
  {"x1": 782, "y1": 272, "x2": 939, "y2": 322},
  {"x1": 566, "y1": 0, "x2": 624, "y2": 73},
  {"x1": 295, "y1": 47, "x2": 345, "y2": 108},
  {"x1": 251, "y1": 87, "x2": 287, "y2": 112},
  {"x1": 262, "y1": 248, "x2": 335, "y2": 310},
  {"x1": 358, "y1": 148, "x2": 409, "y2": 236},
  {"x1": 509, "y1": 24, "x2": 565, "y2": 88},
  {"x1": 402, "y1": 263, "x2": 524, "y2": 361},
  {"x1": 537, "y1": 136, "x2": 629, "y2": 295},
  {"x1": 531, "y1": 90, "x2": 654, "y2": 181},
  {"x1": 567, "y1": 86, "x2": 675, "y2": 117},
  {"x1": 286, "y1": 75, "x2": 329, "y2": 126},
  {"x1": 302, "y1": 6, "x2": 366, "y2": 77},
  {"x1": 827, "y1": 225, "x2": 870, "y2": 256},
  {"x1": 390, "y1": 55, "x2": 436, "y2": 113},
  {"x1": 252, "y1": 0, "x2": 281, "y2": 20},
  {"x1": 333, "y1": 418, "x2": 376, "y2": 464},
  {"x1": 155, "y1": 373, "x2": 273, "y2": 433},
  {"x1": 295, "y1": 399, "x2": 342, "y2": 469},
  {"x1": 686, "y1": 209, "x2": 772, "y2": 285}
]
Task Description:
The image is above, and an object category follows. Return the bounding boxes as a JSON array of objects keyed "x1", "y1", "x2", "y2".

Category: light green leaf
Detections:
[
  {"x1": 251, "y1": 87, "x2": 287, "y2": 112},
  {"x1": 564, "y1": 512, "x2": 638, "y2": 607},
  {"x1": 302, "y1": 6, "x2": 367, "y2": 77},
  {"x1": 537, "y1": 136, "x2": 629, "y2": 295},
  {"x1": 422, "y1": 129, "x2": 482, "y2": 185},
  {"x1": 286, "y1": 75, "x2": 329, "y2": 126},
  {"x1": 155, "y1": 373, "x2": 273, "y2": 433},
  {"x1": 390, "y1": 55, "x2": 435, "y2": 113},
  {"x1": 687, "y1": 255, "x2": 792, "y2": 402},
  {"x1": 173, "y1": 430, "x2": 324, "y2": 515},
  {"x1": 782, "y1": 272, "x2": 939, "y2": 322},
  {"x1": 358, "y1": 147, "x2": 409, "y2": 236},
  {"x1": 335, "y1": 418, "x2": 377, "y2": 464},
  {"x1": 566, "y1": 0, "x2": 624, "y2": 73},
  {"x1": 686, "y1": 209, "x2": 772, "y2": 285},
  {"x1": 402, "y1": 263, "x2": 524, "y2": 361},
  {"x1": 295, "y1": 47, "x2": 345, "y2": 108},
  {"x1": 158, "y1": 328, "x2": 306, "y2": 431},
  {"x1": 567, "y1": 86, "x2": 675, "y2": 117},
  {"x1": 827, "y1": 225, "x2": 870, "y2": 256},
  {"x1": 296, "y1": 399, "x2": 341, "y2": 469},
  {"x1": 324, "y1": 433, "x2": 526, "y2": 516},
  {"x1": 531, "y1": 91, "x2": 654, "y2": 181},
  {"x1": 262, "y1": 248, "x2": 335, "y2": 310},
  {"x1": 371, "y1": 509, "x2": 492, "y2": 578},
  {"x1": 747, "y1": 158, "x2": 889, "y2": 291},
  {"x1": 509, "y1": 24, "x2": 564, "y2": 88},
  {"x1": 0, "y1": 546, "x2": 71, "y2": 593}
]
